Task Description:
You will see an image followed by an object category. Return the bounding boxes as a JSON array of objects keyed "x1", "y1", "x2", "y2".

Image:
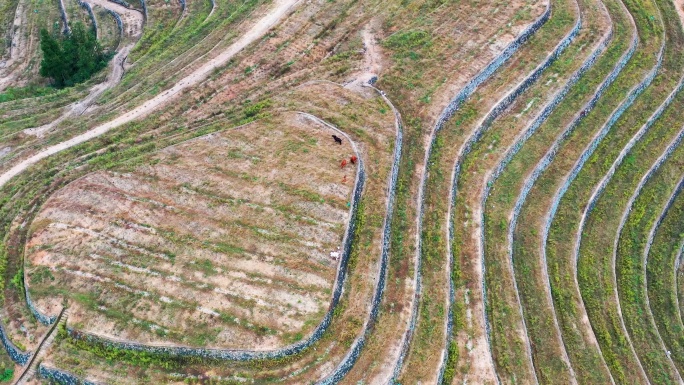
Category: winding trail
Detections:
[
  {"x1": 20, "y1": 0, "x2": 146, "y2": 138},
  {"x1": 87, "y1": 0, "x2": 144, "y2": 37},
  {"x1": 89, "y1": 0, "x2": 260, "y2": 121},
  {"x1": 0, "y1": 0, "x2": 301, "y2": 189},
  {"x1": 23, "y1": 44, "x2": 133, "y2": 138}
]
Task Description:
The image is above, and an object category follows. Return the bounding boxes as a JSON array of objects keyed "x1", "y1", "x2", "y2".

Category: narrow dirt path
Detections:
[
  {"x1": 24, "y1": 44, "x2": 133, "y2": 137},
  {"x1": 23, "y1": 0, "x2": 142, "y2": 137},
  {"x1": 0, "y1": 0, "x2": 32, "y2": 90},
  {"x1": 344, "y1": 24, "x2": 383, "y2": 90},
  {"x1": 87, "y1": 0, "x2": 143, "y2": 37},
  {"x1": 14, "y1": 308, "x2": 68, "y2": 385},
  {"x1": 0, "y1": 0, "x2": 301, "y2": 189}
]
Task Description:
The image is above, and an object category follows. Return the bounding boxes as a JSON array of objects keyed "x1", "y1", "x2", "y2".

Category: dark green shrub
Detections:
[{"x1": 39, "y1": 22, "x2": 112, "y2": 88}]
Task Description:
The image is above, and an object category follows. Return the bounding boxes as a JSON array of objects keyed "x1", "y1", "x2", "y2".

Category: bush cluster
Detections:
[{"x1": 39, "y1": 22, "x2": 111, "y2": 88}]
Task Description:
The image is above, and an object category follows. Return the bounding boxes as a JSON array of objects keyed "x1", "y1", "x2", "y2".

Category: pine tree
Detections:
[{"x1": 39, "y1": 22, "x2": 111, "y2": 88}]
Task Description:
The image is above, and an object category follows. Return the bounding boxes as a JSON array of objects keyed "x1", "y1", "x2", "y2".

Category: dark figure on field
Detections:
[
  {"x1": 350, "y1": 155, "x2": 357, "y2": 164},
  {"x1": 332, "y1": 135, "x2": 342, "y2": 145}
]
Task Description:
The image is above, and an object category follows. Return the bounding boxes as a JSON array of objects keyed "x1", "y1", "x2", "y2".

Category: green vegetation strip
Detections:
[
  {"x1": 647, "y1": 177, "x2": 684, "y2": 374},
  {"x1": 487, "y1": 2, "x2": 636, "y2": 382},
  {"x1": 573, "y1": 0, "x2": 684, "y2": 380}
]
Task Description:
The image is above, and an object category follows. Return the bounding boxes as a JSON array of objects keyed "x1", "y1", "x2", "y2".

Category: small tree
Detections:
[{"x1": 40, "y1": 22, "x2": 110, "y2": 88}]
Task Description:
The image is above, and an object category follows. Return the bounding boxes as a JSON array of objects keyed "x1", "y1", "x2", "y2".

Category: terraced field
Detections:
[
  {"x1": 1, "y1": 0, "x2": 684, "y2": 381},
  {"x1": 25, "y1": 113, "x2": 359, "y2": 349}
]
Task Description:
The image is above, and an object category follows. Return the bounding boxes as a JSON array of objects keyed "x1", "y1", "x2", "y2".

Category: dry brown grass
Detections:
[{"x1": 25, "y1": 112, "x2": 358, "y2": 349}]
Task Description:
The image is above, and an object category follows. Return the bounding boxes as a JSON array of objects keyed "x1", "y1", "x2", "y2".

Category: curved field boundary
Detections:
[
  {"x1": 207, "y1": 0, "x2": 216, "y2": 20},
  {"x1": 26, "y1": 288, "x2": 56, "y2": 325},
  {"x1": 77, "y1": 0, "x2": 98, "y2": 36},
  {"x1": 64, "y1": 112, "x2": 367, "y2": 363},
  {"x1": 0, "y1": 324, "x2": 30, "y2": 365},
  {"x1": 38, "y1": 364, "x2": 99, "y2": 385},
  {"x1": 509, "y1": 29, "x2": 638, "y2": 385},
  {"x1": 573, "y1": 49, "x2": 682, "y2": 384},
  {"x1": 106, "y1": 9, "x2": 124, "y2": 37},
  {"x1": 675, "y1": 241, "x2": 684, "y2": 324},
  {"x1": 59, "y1": 0, "x2": 71, "y2": 34},
  {"x1": 434, "y1": 9, "x2": 584, "y2": 384},
  {"x1": 109, "y1": 0, "x2": 130, "y2": 7},
  {"x1": 390, "y1": 3, "x2": 555, "y2": 381},
  {"x1": 479, "y1": 15, "x2": 608, "y2": 381},
  {"x1": 644, "y1": 174, "x2": 684, "y2": 364},
  {"x1": 612, "y1": 126, "x2": 684, "y2": 381},
  {"x1": 315, "y1": 84, "x2": 402, "y2": 384},
  {"x1": 542, "y1": 43, "x2": 664, "y2": 319}
]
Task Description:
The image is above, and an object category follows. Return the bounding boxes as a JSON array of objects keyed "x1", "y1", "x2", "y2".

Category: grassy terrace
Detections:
[
  {"x1": 616, "y1": 125, "x2": 684, "y2": 379},
  {"x1": 479, "y1": 0, "x2": 616, "y2": 378},
  {"x1": 0, "y1": 85, "x2": 90, "y2": 116},
  {"x1": 647, "y1": 176, "x2": 684, "y2": 373},
  {"x1": 483, "y1": 0, "x2": 636, "y2": 381},
  {"x1": 679, "y1": 255, "x2": 684, "y2": 333},
  {"x1": 522, "y1": 0, "x2": 664, "y2": 381},
  {"x1": 318, "y1": 0, "x2": 552, "y2": 383},
  {"x1": 360, "y1": 0, "x2": 561, "y2": 382},
  {"x1": 431, "y1": 3, "x2": 590, "y2": 382},
  {"x1": 453, "y1": 0, "x2": 611, "y2": 381},
  {"x1": 576, "y1": 0, "x2": 684, "y2": 379},
  {"x1": 395, "y1": 0, "x2": 604, "y2": 381},
  {"x1": 538, "y1": 0, "x2": 683, "y2": 382},
  {"x1": 130, "y1": 0, "x2": 182, "y2": 59}
]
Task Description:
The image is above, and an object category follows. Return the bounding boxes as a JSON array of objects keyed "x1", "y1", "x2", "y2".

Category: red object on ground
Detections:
[
  {"x1": 340, "y1": 159, "x2": 348, "y2": 168},
  {"x1": 350, "y1": 155, "x2": 357, "y2": 164}
]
